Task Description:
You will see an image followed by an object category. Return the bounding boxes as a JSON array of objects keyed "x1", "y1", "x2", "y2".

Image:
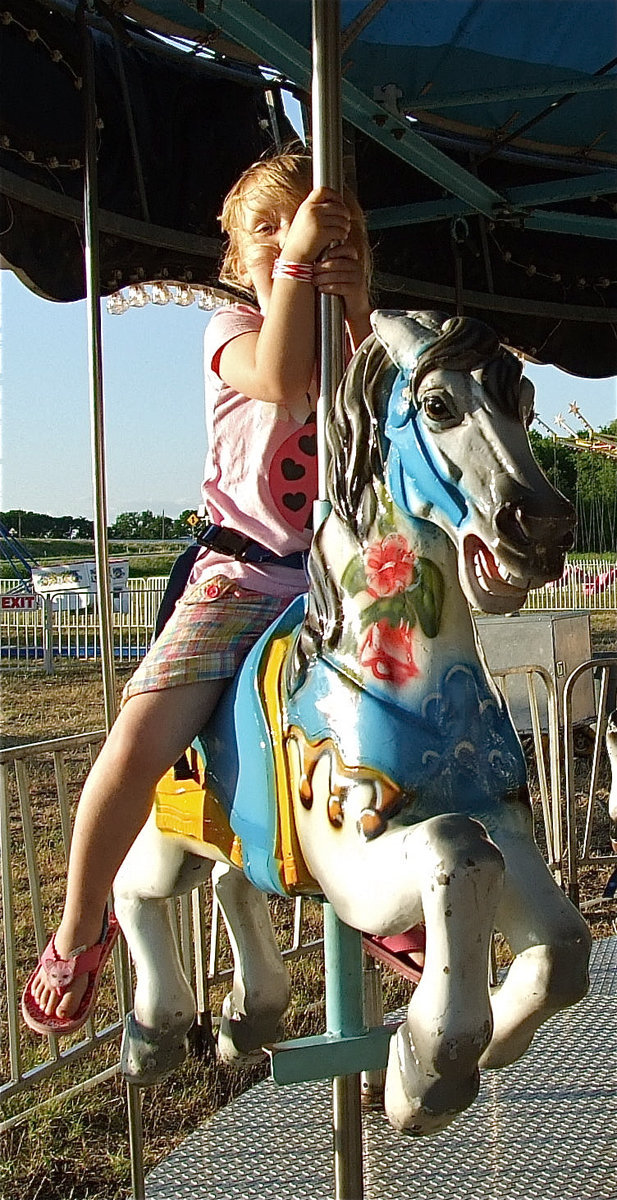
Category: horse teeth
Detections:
[
  {"x1": 474, "y1": 560, "x2": 491, "y2": 591},
  {"x1": 477, "y1": 549, "x2": 491, "y2": 576}
]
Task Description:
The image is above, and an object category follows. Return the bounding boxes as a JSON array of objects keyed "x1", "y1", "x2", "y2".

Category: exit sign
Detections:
[{"x1": 1, "y1": 594, "x2": 38, "y2": 610}]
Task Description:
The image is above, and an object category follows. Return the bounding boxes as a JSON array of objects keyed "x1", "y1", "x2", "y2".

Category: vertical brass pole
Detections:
[
  {"x1": 80, "y1": 1, "x2": 116, "y2": 735},
  {"x1": 311, "y1": 0, "x2": 345, "y2": 530},
  {"x1": 312, "y1": 7, "x2": 364, "y2": 1195},
  {"x1": 80, "y1": 8, "x2": 144, "y2": 1197}
]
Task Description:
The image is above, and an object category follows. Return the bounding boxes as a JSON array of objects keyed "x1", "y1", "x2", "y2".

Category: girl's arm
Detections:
[{"x1": 218, "y1": 188, "x2": 363, "y2": 405}]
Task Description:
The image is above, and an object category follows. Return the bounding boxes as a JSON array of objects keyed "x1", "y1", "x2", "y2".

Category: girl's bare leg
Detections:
[{"x1": 30, "y1": 678, "x2": 226, "y2": 1019}]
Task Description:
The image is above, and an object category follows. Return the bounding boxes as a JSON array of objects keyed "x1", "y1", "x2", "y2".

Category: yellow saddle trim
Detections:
[
  {"x1": 153, "y1": 633, "x2": 317, "y2": 893},
  {"x1": 154, "y1": 761, "x2": 242, "y2": 868},
  {"x1": 259, "y1": 633, "x2": 319, "y2": 895}
]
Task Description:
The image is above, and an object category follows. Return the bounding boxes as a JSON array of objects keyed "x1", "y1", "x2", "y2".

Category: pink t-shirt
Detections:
[{"x1": 190, "y1": 304, "x2": 317, "y2": 598}]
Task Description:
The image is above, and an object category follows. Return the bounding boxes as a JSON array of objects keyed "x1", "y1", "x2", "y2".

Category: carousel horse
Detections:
[{"x1": 114, "y1": 311, "x2": 591, "y2": 1136}]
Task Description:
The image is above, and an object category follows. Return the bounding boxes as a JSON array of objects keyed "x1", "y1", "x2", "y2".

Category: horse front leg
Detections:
[
  {"x1": 295, "y1": 765, "x2": 505, "y2": 1135},
  {"x1": 383, "y1": 813, "x2": 505, "y2": 1135},
  {"x1": 113, "y1": 809, "x2": 215, "y2": 1085},
  {"x1": 213, "y1": 862, "x2": 291, "y2": 1063},
  {"x1": 480, "y1": 821, "x2": 591, "y2": 1070}
]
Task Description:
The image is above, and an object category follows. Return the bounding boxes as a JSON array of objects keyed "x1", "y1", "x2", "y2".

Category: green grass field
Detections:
[{"x1": 1, "y1": 539, "x2": 188, "y2": 581}]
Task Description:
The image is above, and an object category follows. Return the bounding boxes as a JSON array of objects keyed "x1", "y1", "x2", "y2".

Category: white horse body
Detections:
[{"x1": 114, "y1": 311, "x2": 591, "y2": 1136}]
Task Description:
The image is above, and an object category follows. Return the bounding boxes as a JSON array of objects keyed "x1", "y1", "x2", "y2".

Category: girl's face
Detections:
[{"x1": 237, "y1": 190, "x2": 303, "y2": 310}]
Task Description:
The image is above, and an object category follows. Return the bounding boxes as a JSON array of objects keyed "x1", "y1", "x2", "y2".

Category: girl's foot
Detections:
[{"x1": 22, "y1": 912, "x2": 120, "y2": 1035}]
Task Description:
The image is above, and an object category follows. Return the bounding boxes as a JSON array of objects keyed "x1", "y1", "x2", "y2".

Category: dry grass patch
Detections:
[{"x1": 1, "y1": 615, "x2": 615, "y2": 1198}]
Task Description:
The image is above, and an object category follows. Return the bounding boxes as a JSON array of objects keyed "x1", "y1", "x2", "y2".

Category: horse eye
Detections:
[{"x1": 423, "y1": 392, "x2": 453, "y2": 423}]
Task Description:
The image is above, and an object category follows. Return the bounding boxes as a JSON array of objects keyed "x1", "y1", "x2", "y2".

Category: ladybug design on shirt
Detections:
[{"x1": 269, "y1": 411, "x2": 318, "y2": 531}]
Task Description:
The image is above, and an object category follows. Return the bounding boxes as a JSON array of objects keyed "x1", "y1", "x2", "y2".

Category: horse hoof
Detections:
[
  {"x1": 217, "y1": 992, "x2": 285, "y2": 1065},
  {"x1": 384, "y1": 1026, "x2": 480, "y2": 1136},
  {"x1": 121, "y1": 1010, "x2": 189, "y2": 1087}
]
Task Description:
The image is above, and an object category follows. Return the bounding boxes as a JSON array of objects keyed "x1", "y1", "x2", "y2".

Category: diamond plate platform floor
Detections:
[{"x1": 145, "y1": 936, "x2": 617, "y2": 1200}]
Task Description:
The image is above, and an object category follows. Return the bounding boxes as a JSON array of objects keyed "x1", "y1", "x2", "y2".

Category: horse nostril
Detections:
[
  {"x1": 494, "y1": 499, "x2": 575, "y2": 557},
  {"x1": 494, "y1": 503, "x2": 530, "y2": 546}
]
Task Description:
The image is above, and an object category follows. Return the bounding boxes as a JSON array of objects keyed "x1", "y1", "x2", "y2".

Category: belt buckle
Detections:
[
  {"x1": 197, "y1": 523, "x2": 252, "y2": 560},
  {"x1": 216, "y1": 527, "x2": 253, "y2": 560}
]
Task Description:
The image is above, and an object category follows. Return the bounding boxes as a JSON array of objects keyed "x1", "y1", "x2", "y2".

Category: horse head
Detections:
[{"x1": 328, "y1": 310, "x2": 575, "y2": 616}]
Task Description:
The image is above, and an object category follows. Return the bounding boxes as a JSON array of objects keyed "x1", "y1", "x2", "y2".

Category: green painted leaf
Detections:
[
  {"x1": 413, "y1": 557, "x2": 445, "y2": 638},
  {"x1": 341, "y1": 556, "x2": 367, "y2": 596},
  {"x1": 360, "y1": 594, "x2": 407, "y2": 630},
  {"x1": 402, "y1": 592, "x2": 417, "y2": 628}
]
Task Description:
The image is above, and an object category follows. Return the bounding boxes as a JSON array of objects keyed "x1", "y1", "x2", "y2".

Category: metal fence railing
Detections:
[
  {"x1": 524, "y1": 558, "x2": 617, "y2": 611},
  {"x1": 563, "y1": 655, "x2": 617, "y2": 909},
  {"x1": 0, "y1": 580, "x2": 169, "y2": 669},
  {"x1": 1, "y1": 559, "x2": 615, "y2": 671},
  {"x1": 0, "y1": 730, "x2": 324, "y2": 1137}
]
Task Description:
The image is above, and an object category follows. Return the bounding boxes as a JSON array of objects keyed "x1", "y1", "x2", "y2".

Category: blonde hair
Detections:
[{"x1": 218, "y1": 150, "x2": 371, "y2": 294}]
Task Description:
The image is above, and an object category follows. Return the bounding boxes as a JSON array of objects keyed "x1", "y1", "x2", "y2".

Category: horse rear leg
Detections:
[
  {"x1": 384, "y1": 813, "x2": 505, "y2": 1136},
  {"x1": 480, "y1": 826, "x2": 591, "y2": 1070},
  {"x1": 213, "y1": 862, "x2": 291, "y2": 1063}
]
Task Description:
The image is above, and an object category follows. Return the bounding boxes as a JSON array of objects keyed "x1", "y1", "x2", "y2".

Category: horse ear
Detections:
[{"x1": 370, "y1": 310, "x2": 450, "y2": 372}]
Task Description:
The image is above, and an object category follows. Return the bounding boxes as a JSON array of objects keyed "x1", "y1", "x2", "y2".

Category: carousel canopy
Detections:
[{"x1": 1, "y1": 0, "x2": 616, "y2": 375}]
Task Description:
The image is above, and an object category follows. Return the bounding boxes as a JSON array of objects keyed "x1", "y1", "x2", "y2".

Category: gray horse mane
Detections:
[{"x1": 287, "y1": 314, "x2": 524, "y2": 692}]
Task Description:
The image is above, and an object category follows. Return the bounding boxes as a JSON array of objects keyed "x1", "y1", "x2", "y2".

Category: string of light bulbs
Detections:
[
  {"x1": 1, "y1": 9, "x2": 82, "y2": 87},
  {"x1": 106, "y1": 282, "x2": 233, "y2": 314}
]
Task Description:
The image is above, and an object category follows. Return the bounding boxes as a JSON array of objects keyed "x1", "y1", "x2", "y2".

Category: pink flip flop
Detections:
[{"x1": 21, "y1": 913, "x2": 120, "y2": 1036}]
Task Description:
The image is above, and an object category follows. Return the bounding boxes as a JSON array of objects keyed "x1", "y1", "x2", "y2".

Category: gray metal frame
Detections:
[{"x1": 0, "y1": 733, "x2": 324, "y2": 1118}]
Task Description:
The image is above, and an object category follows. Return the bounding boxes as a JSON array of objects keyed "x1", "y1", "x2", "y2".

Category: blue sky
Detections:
[{"x1": 1, "y1": 263, "x2": 615, "y2": 523}]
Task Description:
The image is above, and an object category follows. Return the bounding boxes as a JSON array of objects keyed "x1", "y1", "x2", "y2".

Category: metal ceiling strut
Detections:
[
  {"x1": 406, "y1": 73, "x2": 617, "y2": 111},
  {"x1": 186, "y1": 0, "x2": 506, "y2": 216},
  {"x1": 174, "y1": 0, "x2": 615, "y2": 239}
]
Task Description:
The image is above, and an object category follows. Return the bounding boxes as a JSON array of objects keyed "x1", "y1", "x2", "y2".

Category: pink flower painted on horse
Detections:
[
  {"x1": 359, "y1": 620, "x2": 419, "y2": 686},
  {"x1": 364, "y1": 533, "x2": 415, "y2": 598}
]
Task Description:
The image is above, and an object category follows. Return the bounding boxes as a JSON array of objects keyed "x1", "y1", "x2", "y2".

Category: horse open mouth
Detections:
[{"x1": 462, "y1": 535, "x2": 530, "y2": 614}]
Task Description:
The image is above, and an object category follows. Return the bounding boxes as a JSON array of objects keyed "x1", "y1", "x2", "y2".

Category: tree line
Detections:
[
  {"x1": 3, "y1": 420, "x2": 616, "y2": 553},
  {"x1": 529, "y1": 419, "x2": 617, "y2": 553},
  {"x1": 1, "y1": 509, "x2": 195, "y2": 542}
]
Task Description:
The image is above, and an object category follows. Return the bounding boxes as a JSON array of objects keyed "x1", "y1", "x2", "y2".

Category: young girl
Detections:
[{"x1": 22, "y1": 151, "x2": 373, "y2": 1035}]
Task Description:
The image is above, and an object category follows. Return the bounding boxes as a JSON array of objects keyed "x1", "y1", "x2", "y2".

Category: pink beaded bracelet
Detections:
[{"x1": 271, "y1": 258, "x2": 314, "y2": 283}]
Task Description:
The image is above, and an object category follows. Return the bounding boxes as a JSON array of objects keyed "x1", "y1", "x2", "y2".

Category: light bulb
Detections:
[
  {"x1": 174, "y1": 284, "x2": 195, "y2": 306},
  {"x1": 127, "y1": 284, "x2": 150, "y2": 308},
  {"x1": 151, "y1": 282, "x2": 172, "y2": 305},
  {"x1": 107, "y1": 291, "x2": 129, "y2": 315},
  {"x1": 196, "y1": 289, "x2": 217, "y2": 310}
]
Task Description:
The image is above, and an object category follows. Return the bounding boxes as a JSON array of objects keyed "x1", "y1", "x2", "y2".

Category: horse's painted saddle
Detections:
[
  {"x1": 155, "y1": 597, "x2": 317, "y2": 897},
  {"x1": 154, "y1": 595, "x2": 527, "y2": 898}
]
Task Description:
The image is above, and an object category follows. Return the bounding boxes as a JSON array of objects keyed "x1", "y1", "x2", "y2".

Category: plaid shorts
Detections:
[{"x1": 123, "y1": 575, "x2": 292, "y2": 701}]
